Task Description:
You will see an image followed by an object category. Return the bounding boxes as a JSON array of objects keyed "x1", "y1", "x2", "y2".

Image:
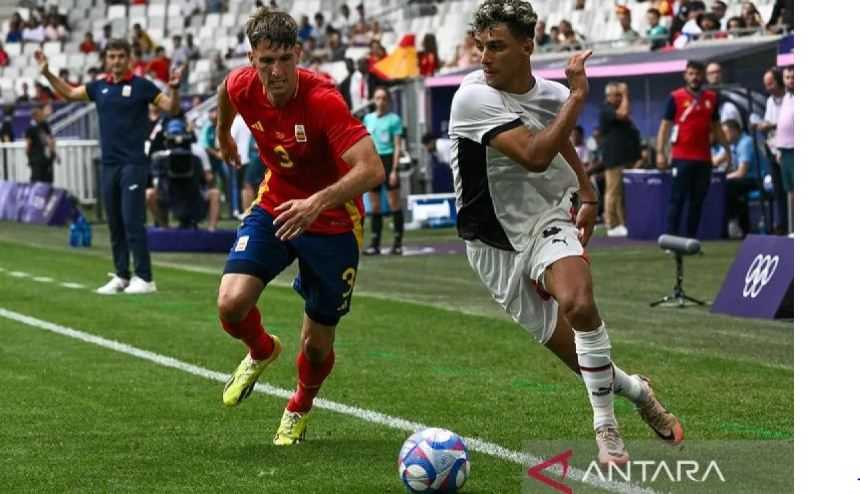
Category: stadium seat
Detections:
[
  {"x1": 129, "y1": 4, "x2": 147, "y2": 19},
  {"x1": 11, "y1": 54, "x2": 28, "y2": 68},
  {"x1": 204, "y1": 13, "x2": 220, "y2": 28},
  {"x1": 43, "y1": 41, "x2": 63, "y2": 56},
  {"x1": 149, "y1": 16, "x2": 167, "y2": 35},
  {"x1": 67, "y1": 54, "x2": 85, "y2": 71},
  {"x1": 148, "y1": 4, "x2": 167, "y2": 18},
  {"x1": 167, "y1": 4, "x2": 183, "y2": 18},
  {"x1": 5, "y1": 42, "x2": 22, "y2": 58},
  {"x1": 52, "y1": 54, "x2": 69, "y2": 71},
  {"x1": 107, "y1": 4, "x2": 126, "y2": 20},
  {"x1": 22, "y1": 44, "x2": 38, "y2": 57}
]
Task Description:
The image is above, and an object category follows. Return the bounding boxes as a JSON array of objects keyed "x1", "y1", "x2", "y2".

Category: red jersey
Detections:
[
  {"x1": 665, "y1": 88, "x2": 719, "y2": 162},
  {"x1": 226, "y1": 66, "x2": 370, "y2": 235}
]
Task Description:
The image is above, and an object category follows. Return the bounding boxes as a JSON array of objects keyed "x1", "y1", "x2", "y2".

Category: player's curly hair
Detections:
[
  {"x1": 245, "y1": 7, "x2": 298, "y2": 50},
  {"x1": 472, "y1": 0, "x2": 539, "y2": 40}
]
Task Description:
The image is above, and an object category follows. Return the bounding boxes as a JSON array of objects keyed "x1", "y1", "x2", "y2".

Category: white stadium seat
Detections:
[
  {"x1": 43, "y1": 42, "x2": 63, "y2": 56},
  {"x1": 107, "y1": 4, "x2": 126, "y2": 20},
  {"x1": 148, "y1": 4, "x2": 167, "y2": 17}
]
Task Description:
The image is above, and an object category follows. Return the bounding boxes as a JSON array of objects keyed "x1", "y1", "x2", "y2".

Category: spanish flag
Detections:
[{"x1": 370, "y1": 34, "x2": 419, "y2": 81}]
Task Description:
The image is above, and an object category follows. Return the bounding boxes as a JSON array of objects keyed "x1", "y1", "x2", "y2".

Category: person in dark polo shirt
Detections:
[
  {"x1": 34, "y1": 39, "x2": 182, "y2": 295},
  {"x1": 656, "y1": 60, "x2": 732, "y2": 238}
]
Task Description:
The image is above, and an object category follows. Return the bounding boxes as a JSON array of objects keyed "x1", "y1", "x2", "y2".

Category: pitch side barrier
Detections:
[{"x1": 0, "y1": 140, "x2": 100, "y2": 205}]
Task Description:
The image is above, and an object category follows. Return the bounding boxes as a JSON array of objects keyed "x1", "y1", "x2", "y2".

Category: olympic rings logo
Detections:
[{"x1": 743, "y1": 254, "x2": 780, "y2": 298}]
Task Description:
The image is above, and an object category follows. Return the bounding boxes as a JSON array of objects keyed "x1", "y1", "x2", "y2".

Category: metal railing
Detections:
[
  {"x1": 52, "y1": 103, "x2": 100, "y2": 139},
  {"x1": 0, "y1": 140, "x2": 101, "y2": 204}
]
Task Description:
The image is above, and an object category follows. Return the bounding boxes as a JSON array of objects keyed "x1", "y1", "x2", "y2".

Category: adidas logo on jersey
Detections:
[{"x1": 251, "y1": 121, "x2": 264, "y2": 132}]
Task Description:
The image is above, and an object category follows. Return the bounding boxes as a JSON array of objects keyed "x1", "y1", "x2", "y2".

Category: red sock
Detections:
[
  {"x1": 220, "y1": 306, "x2": 274, "y2": 360},
  {"x1": 287, "y1": 349, "x2": 335, "y2": 413}
]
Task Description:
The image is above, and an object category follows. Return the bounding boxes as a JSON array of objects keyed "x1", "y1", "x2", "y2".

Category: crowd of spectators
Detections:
[
  {"x1": 534, "y1": 0, "x2": 793, "y2": 53},
  {"x1": 0, "y1": 0, "x2": 795, "y2": 104}
]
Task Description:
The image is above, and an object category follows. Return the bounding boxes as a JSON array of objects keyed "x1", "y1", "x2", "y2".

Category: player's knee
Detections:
[
  {"x1": 559, "y1": 294, "x2": 598, "y2": 330},
  {"x1": 217, "y1": 291, "x2": 250, "y2": 323},
  {"x1": 303, "y1": 341, "x2": 332, "y2": 363}
]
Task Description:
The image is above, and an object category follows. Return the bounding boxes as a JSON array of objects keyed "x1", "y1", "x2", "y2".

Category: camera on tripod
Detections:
[{"x1": 150, "y1": 118, "x2": 207, "y2": 229}]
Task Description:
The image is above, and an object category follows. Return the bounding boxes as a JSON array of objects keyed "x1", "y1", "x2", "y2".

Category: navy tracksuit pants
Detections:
[{"x1": 102, "y1": 164, "x2": 152, "y2": 282}]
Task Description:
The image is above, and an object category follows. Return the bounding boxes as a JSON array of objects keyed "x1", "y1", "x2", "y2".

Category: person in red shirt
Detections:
[
  {"x1": 146, "y1": 46, "x2": 171, "y2": 84},
  {"x1": 656, "y1": 60, "x2": 731, "y2": 237},
  {"x1": 417, "y1": 33, "x2": 440, "y2": 77},
  {"x1": 79, "y1": 32, "x2": 97, "y2": 54},
  {"x1": 216, "y1": 7, "x2": 384, "y2": 446}
]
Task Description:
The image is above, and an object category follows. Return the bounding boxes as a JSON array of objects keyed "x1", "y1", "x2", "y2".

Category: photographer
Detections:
[{"x1": 149, "y1": 117, "x2": 221, "y2": 231}]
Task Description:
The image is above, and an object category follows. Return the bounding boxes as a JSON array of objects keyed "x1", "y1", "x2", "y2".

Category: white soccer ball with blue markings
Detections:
[{"x1": 398, "y1": 427, "x2": 470, "y2": 493}]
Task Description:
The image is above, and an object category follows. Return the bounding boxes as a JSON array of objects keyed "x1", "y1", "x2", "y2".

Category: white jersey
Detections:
[{"x1": 448, "y1": 70, "x2": 580, "y2": 252}]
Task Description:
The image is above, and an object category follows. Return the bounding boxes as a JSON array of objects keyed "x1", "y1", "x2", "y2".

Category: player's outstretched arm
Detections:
[
  {"x1": 273, "y1": 136, "x2": 384, "y2": 240},
  {"x1": 488, "y1": 50, "x2": 592, "y2": 172},
  {"x1": 34, "y1": 50, "x2": 88, "y2": 101},
  {"x1": 215, "y1": 81, "x2": 241, "y2": 169}
]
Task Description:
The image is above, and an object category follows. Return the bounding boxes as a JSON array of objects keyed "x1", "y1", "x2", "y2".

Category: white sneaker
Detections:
[
  {"x1": 606, "y1": 225, "x2": 628, "y2": 238},
  {"x1": 124, "y1": 276, "x2": 157, "y2": 294},
  {"x1": 95, "y1": 273, "x2": 129, "y2": 295}
]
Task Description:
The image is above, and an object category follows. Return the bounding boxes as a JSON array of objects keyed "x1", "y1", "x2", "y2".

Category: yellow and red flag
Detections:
[{"x1": 370, "y1": 34, "x2": 419, "y2": 81}]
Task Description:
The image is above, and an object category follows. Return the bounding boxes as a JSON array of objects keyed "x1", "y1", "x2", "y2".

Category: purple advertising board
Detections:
[
  {"x1": 0, "y1": 180, "x2": 16, "y2": 221},
  {"x1": 711, "y1": 234, "x2": 793, "y2": 319},
  {"x1": 623, "y1": 169, "x2": 725, "y2": 240},
  {"x1": 0, "y1": 180, "x2": 76, "y2": 226},
  {"x1": 147, "y1": 227, "x2": 237, "y2": 253}
]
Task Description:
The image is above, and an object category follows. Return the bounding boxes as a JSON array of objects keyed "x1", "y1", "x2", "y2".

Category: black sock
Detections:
[
  {"x1": 392, "y1": 210, "x2": 404, "y2": 246},
  {"x1": 370, "y1": 213, "x2": 382, "y2": 249}
]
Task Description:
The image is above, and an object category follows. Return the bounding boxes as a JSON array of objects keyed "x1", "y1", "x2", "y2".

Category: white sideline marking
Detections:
[
  {"x1": 0, "y1": 266, "x2": 86, "y2": 291},
  {"x1": 0, "y1": 307, "x2": 657, "y2": 494}
]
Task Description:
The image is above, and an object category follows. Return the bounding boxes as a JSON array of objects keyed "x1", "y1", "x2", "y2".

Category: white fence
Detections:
[{"x1": 0, "y1": 140, "x2": 100, "y2": 204}]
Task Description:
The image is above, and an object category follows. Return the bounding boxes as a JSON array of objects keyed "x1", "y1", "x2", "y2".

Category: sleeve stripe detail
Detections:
[{"x1": 481, "y1": 118, "x2": 524, "y2": 146}]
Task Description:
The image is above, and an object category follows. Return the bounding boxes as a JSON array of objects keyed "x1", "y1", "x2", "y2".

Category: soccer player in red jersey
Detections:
[{"x1": 215, "y1": 7, "x2": 384, "y2": 445}]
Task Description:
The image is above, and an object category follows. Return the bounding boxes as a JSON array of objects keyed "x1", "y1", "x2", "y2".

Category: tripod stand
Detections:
[{"x1": 650, "y1": 251, "x2": 707, "y2": 308}]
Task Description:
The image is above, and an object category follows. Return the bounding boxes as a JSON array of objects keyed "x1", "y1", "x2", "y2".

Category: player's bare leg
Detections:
[
  {"x1": 274, "y1": 314, "x2": 337, "y2": 446},
  {"x1": 218, "y1": 274, "x2": 282, "y2": 406},
  {"x1": 206, "y1": 188, "x2": 220, "y2": 231},
  {"x1": 364, "y1": 191, "x2": 383, "y2": 255},
  {"x1": 543, "y1": 255, "x2": 628, "y2": 467}
]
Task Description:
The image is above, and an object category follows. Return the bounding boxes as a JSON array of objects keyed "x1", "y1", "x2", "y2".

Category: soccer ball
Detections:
[{"x1": 398, "y1": 428, "x2": 471, "y2": 493}]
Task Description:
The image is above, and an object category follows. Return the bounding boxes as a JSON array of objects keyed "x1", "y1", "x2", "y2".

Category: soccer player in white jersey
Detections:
[{"x1": 448, "y1": 0, "x2": 684, "y2": 467}]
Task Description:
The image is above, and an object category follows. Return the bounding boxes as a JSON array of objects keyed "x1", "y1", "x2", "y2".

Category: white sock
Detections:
[
  {"x1": 613, "y1": 365, "x2": 644, "y2": 404},
  {"x1": 573, "y1": 323, "x2": 617, "y2": 430}
]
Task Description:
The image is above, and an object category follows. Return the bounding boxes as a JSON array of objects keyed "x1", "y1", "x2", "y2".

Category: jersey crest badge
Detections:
[
  {"x1": 295, "y1": 125, "x2": 307, "y2": 142},
  {"x1": 122, "y1": 85, "x2": 132, "y2": 97}
]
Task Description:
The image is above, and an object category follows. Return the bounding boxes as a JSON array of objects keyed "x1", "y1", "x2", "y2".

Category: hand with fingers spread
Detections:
[
  {"x1": 565, "y1": 49, "x2": 593, "y2": 100},
  {"x1": 273, "y1": 196, "x2": 324, "y2": 241},
  {"x1": 34, "y1": 49, "x2": 49, "y2": 75}
]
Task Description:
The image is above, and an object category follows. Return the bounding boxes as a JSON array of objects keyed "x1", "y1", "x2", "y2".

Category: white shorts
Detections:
[{"x1": 466, "y1": 219, "x2": 585, "y2": 344}]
